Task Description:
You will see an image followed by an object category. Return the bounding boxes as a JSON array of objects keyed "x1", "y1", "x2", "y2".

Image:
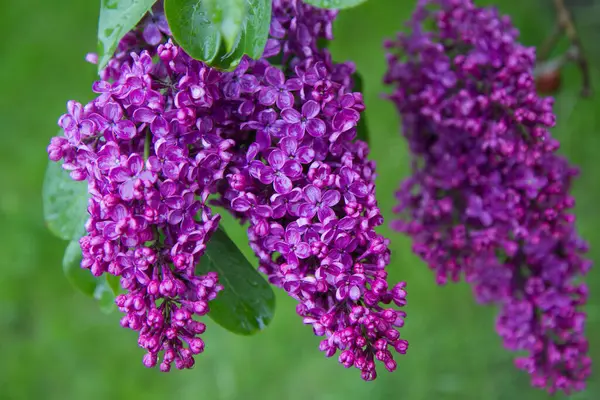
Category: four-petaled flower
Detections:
[
  {"x1": 259, "y1": 66, "x2": 302, "y2": 109},
  {"x1": 250, "y1": 149, "x2": 303, "y2": 194},
  {"x1": 92, "y1": 102, "x2": 137, "y2": 141},
  {"x1": 282, "y1": 100, "x2": 327, "y2": 138},
  {"x1": 275, "y1": 227, "x2": 310, "y2": 266},
  {"x1": 299, "y1": 184, "x2": 341, "y2": 221},
  {"x1": 111, "y1": 154, "x2": 157, "y2": 201}
]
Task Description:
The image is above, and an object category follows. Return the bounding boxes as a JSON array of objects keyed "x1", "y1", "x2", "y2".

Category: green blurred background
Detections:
[{"x1": 1, "y1": 0, "x2": 599, "y2": 399}]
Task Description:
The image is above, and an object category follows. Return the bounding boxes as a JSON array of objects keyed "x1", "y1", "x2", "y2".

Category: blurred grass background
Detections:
[{"x1": 0, "y1": 0, "x2": 599, "y2": 399}]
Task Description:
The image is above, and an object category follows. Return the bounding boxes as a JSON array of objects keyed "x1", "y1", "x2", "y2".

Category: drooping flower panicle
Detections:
[
  {"x1": 47, "y1": 0, "x2": 408, "y2": 380},
  {"x1": 49, "y1": 34, "x2": 234, "y2": 370},
  {"x1": 384, "y1": 0, "x2": 591, "y2": 393},
  {"x1": 213, "y1": 0, "x2": 408, "y2": 381}
]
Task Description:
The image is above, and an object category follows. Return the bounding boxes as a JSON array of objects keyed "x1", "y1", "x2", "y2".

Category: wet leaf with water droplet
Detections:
[
  {"x1": 42, "y1": 160, "x2": 90, "y2": 241},
  {"x1": 166, "y1": 0, "x2": 271, "y2": 70},
  {"x1": 197, "y1": 226, "x2": 275, "y2": 335},
  {"x1": 97, "y1": 0, "x2": 156, "y2": 72},
  {"x1": 304, "y1": 0, "x2": 367, "y2": 10},
  {"x1": 164, "y1": 0, "x2": 221, "y2": 63},
  {"x1": 211, "y1": 0, "x2": 247, "y2": 52}
]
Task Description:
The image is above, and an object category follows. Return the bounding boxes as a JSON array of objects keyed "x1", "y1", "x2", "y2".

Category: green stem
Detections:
[{"x1": 144, "y1": 130, "x2": 151, "y2": 161}]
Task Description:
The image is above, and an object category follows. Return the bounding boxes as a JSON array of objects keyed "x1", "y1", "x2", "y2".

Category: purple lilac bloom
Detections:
[
  {"x1": 384, "y1": 0, "x2": 591, "y2": 393},
  {"x1": 48, "y1": 15, "x2": 235, "y2": 371},
  {"x1": 48, "y1": 0, "x2": 407, "y2": 379},
  {"x1": 212, "y1": 0, "x2": 408, "y2": 381}
]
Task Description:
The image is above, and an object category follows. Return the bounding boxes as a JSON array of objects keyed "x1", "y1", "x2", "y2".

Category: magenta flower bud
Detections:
[
  {"x1": 339, "y1": 350, "x2": 354, "y2": 368},
  {"x1": 142, "y1": 353, "x2": 157, "y2": 368},
  {"x1": 188, "y1": 338, "x2": 205, "y2": 354}
]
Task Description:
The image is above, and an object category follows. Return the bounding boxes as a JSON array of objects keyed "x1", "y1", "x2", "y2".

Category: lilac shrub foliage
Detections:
[
  {"x1": 47, "y1": 0, "x2": 408, "y2": 380},
  {"x1": 384, "y1": 0, "x2": 591, "y2": 393}
]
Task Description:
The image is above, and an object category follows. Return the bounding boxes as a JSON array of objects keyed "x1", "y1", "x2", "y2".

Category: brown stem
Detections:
[{"x1": 553, "y1": 0, "x2": 592, "y2": 96}]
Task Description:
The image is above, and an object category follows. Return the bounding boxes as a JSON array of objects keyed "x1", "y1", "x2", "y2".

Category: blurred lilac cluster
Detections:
[{"x1": 384, "y1": 0, "x2": 591, "y2": 393}]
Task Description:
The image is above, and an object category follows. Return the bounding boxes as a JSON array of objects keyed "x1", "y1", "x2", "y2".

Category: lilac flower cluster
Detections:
[
  {"x1": 213, "y1": 0, "x2": 408, "y2": 381},
  {"x1": 384, "y1": 0, "x2": 591, "y2": 393},
  {"x1": 48, "y1": 30, "x2": 233, "y2": 372},
  {"x1": 47, "y1": 0, "x2": 408, "y2": 380}
]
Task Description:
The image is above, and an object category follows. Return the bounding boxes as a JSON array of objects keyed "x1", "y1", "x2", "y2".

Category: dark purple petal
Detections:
[
  {"x1": 299, "y1": 203, "x2": 318, "y2": 219},
  {"x1": 268, "y1": 149, "x2": 286, "y2": 170},
  {"x1": 349, "y1": 181, "x2": 368, "y2": 197},
  {"x1": 232, "y1": 196, "x2": 252, "y2": 212},
  {"x1": 258, "y1": 87, "x2": 277, "y2": 106},
  {"x1": 286, "y1": 123, "x2": 304, "y2": 139},
  {"x1": 302, "y1": 100, "x2": 320, "y2": 119},
  {"x1": 110, "y1": 166, "x2": 130, "y2": 182},
  {"x1": 259, "y1": 166, "x2": 275, "y2": 184},
  {"x1": 254, "y1": 205, "x2": 273, "y2": 218},
  {"x1": 322, "y1": 190, "x2": 341, "y2": 207},
  {"x1": 239, "y1": 75, "x2": 259, "y2": 93},
  {"x1": 303, "y1": 185, "x2": 321, "y2": 204},
  {"x1": 143, "y1": 23, "x2": 163, "y2": 46},
  {"x1": 116, "y1": 120, "x2": 137, "y2": 140},
  {"x1": 151, "y1": 116, "x2": 170, "y2": 136},
  {"x1": 259, "y1": 109, "x2": 277, "y2": 124},
  {"x1": 286, "y1": 229, "x2": 301, "y2": 245},
  {"x1": 265, "y1": 66, "x2": 285, "y2": 87},
  {"x1": 276, "y1": 92, "x2": 294, "y2": 109},
  {"x1": 338, "y1": 216, "x2": 357, "y2": 230},
  {"x1": 295, "y1": 242, "x2": 310, "y2": 259},
  {"x1": 274, "y1": 241, "x2": 290, "y2": 255},
  {"x1": 256, "y1": 130, "x2": 271, "y2": 150},
  {"x1": 281, "y1": 108, "x2": 302, "y2": 124},
  {"x1": 127, "y1": 154, "x2": 144, "y2": 174},
  {"x1": 306, "y1": 118, "x2": 326, "y2": 137},
  {"x1": 120, "y1": 180, "x2": 136, "y2": 201},
  {"x1": 103, "y1": 102, "x2": 122, "y2": 122},
  {"x1": 333, "y1": 109, "x2": 360, "y2": 132},
  {"x1": 282, "y1": 160, "x2": 302, "y2": 178},
  {"x1": 279, "y1": 137, "x2": 297, "y2": 156},
  {"x1": 274, "y1": 175, "x2": 292, "y2": 194},
  {"x1": 296, "y1": 146, "x2": 315, "y2": 164},
  {"x1": 285, "y1": 78, "x2": 303, "y2": 91},
  {"x1": 317, "y1": 207, "x2": 336, "y2": 223}
]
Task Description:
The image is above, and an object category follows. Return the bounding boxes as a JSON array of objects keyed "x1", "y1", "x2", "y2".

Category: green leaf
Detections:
[
  {"x1": 198, "y1": 227, "x2": 275, "y2": 335},
  {"x1": 304, "y1": 0, "x2": 367, "y2": 10},
  {"x1": 97, "y1": 0, "x2": 157, "y2": 72},
  {"x1": 42, "y1": 161, "x2": 90, "y2": 241},
  {"x1": 165, "y1": 0, "x2": 271, "y2": 70},
  {"x1": 352, "y1": 72, "x2": 370, "y2": 144},
  {"x1": 164, "y1": 0, "x2": 221, "y2": 64},
  {"x1": 62, "y1": 241, "x2": 119, "y2": 314},
  {"x1": 62, "y1": 239, "x2": 97, "y2": 297},
  {"x1": 211, "y1": 0, "x2": 247, "y2": 52}
]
